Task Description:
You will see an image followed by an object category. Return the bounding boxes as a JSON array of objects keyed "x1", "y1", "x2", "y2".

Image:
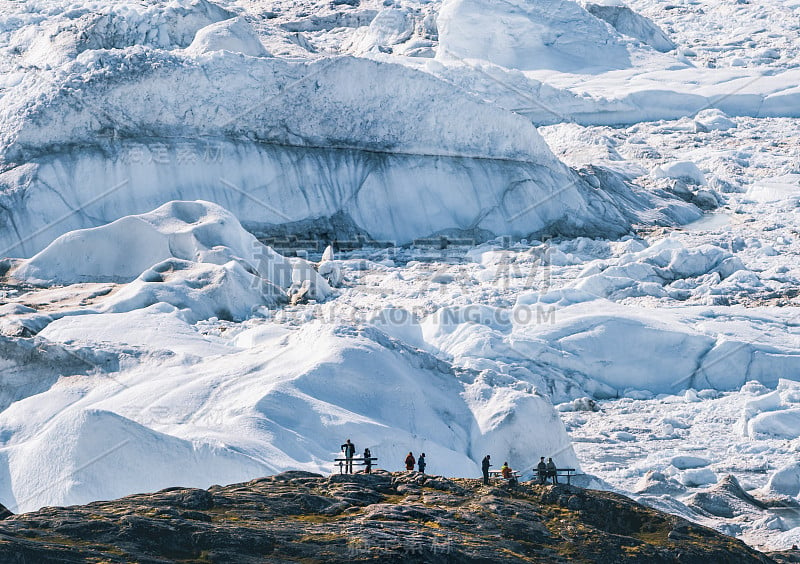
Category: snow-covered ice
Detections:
[
  {"x1": 436, "y1": 0, "x2": 631, "y2": 72},
  {"x1": 1, "y1": 0, "x2": 800, "y2": 553}
]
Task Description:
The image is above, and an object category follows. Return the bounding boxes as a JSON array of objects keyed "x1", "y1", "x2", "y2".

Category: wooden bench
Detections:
[
  {"x1": 334, "y1": 457, "x2": 378, "y2": 474},
  {"x1": 535, "y1": 468, "x2": 577, "y2": 485},
  {"x1": 488, "y1": 470, "x2": 522, "y2": 482}
]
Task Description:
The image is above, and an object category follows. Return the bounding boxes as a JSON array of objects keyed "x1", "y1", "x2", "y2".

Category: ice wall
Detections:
[
  {"x1": 1, "y1": 140, "x2": 656, "y2": 257},
  {"x1": 0, "y1": 44, "x2": 645, "y2": 257}
]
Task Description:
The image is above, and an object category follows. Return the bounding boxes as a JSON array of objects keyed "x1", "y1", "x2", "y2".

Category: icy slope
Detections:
[
  {"x1": 0, "y1": 202, "x2": 578, "y2": 511},
  {"x1": 0, "y1": 318, "x2": 578, "y2": 513}
]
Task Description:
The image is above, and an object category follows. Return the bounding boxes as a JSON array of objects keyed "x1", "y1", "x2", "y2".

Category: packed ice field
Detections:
[
  {"x1": 1, "y1": 0, "x2": 800, "y2": 554},
  {"x1": 1, "y1": 115, "x2": 799, "y2": 549}
]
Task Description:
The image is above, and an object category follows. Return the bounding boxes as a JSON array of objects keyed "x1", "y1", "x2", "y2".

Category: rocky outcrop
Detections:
[{"x1": 0, "y1": 471, "x2": 776, "y2": 563}]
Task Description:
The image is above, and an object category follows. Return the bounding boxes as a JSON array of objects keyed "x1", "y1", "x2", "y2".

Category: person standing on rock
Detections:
[
  {"x1": 537, "y1": 457, "x2": 548, "y2": 485},
  {"x1": 363, "y1": 448, "x2": 372, "y2": 474},
  {"x1": 482, "y1": 455, "x2": 491, "y2": 485},
  {"x1": 418, "y1": 453, "x2": 426, "y2": 474},
  {"x1": 405, "y1": 452, "x2": 416, "y2": 471},
  {"x1": 546, "y1": 457, "x2": 558, "y2": 485},
  {"x1": 341, "y1": 439, "x2": 356, "y2": 473}
]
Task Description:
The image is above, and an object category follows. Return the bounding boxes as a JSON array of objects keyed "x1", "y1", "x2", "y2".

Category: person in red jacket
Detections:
[{"x1": 405, "y1": 452, "x2": 416, "y2": 471}]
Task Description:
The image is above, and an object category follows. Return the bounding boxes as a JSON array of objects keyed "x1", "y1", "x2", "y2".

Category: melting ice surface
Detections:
[{"x1": 682, "y1": 212, "x2": 731, "y2": 233}]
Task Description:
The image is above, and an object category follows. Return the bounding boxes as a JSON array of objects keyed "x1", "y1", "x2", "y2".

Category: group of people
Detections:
[
  {"x1": 536, "y1": 457, "x2": 560, "y2": 484},
  {"x1": 342, "y1": 440, "x2": 559, "y2": 484},
  {"x1": 404, "y1": 452, "x2": 426, "y2": 473},
  {"x1": 340, "y1": 440, "x2": 428, "y2": 474},
  {"x1": 340, "y1": 439, "x2": 374, "y2": 474},
  {"x1": 481, "y1": 455, "x2": 560, "y2": 485},
  {"x1": 481, "y1": 455, "x2": 512, "y2": 485}
]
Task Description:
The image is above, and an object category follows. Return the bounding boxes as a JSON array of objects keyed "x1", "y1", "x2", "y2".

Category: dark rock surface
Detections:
[{"x1": 0, "y1": 470, "x2": 779, "y2": 563}]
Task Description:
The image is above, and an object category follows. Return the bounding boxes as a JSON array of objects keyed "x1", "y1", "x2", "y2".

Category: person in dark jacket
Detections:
[
  {"x1": 481, "y1": 455, "x2": 491, "y2": 485},
  {"x1": 536, "y1": 457, "x2": 547, "y2": 485},
  {"x1": 341, "y1": 439, "x2": 356, "y2": 473},
  {"x1": 418, "y1": 453, "x2": 426, "y2": 474},
  {"x1": 546, "y1": 457, "x2": 558, "y2": 484},
  {"x1": 405, "y1": 452, "x2": 416, "y2": 471},
  {"x1": 363, "y1": 448, "x2": 372, "y2": 474}
]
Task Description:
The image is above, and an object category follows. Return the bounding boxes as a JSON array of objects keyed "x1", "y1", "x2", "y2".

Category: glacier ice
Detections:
[
  {"x1": 0, "y1": 45, "x2": 671, "y2": 257},
  {"x1": 583, "y1": 2, "x2": 675, "y2": 53},
  {"x1": 9, "y1": 200, "x2": 331, "y2": 319},
  {"x1": 436, "y1": 0, "x2": 631, "y2": 71},
  {"x1": 0, "y1": 201, "x2": 582, "y2": 510},
  {"x1": 1, "y1": 0, "x2": 800, "y2": 551},
  {"x1": 184, "y1": 16, "x2": 271, "y2": 57},
  {"x1": 0, "y1": 0, "x2": 718, "y2": 257}
]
